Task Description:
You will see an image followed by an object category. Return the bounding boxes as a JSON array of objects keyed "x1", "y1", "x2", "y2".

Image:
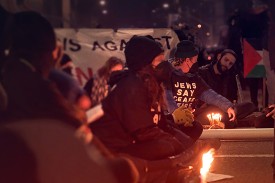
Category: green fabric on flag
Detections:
[{"x1": 246, "y1": 65, "x2": 266, "y2": 78}]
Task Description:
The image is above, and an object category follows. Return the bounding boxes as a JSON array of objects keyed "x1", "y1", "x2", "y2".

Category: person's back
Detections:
[
  {"x1": 90, "y1": 36, "x2": 186, "y2": 161},
  {"x1": 0, "y1": 119, "x2": 120, "y2": 183},
  {"x1": 1, "y1": 11, "x2": 82, "y2": 126}
]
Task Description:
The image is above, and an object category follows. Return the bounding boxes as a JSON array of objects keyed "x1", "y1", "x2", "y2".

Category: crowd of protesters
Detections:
[{"x1": 1, "y1": 3, "x2": 275, "y2": 183}]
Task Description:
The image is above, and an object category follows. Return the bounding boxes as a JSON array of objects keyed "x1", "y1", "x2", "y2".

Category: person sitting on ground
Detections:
[
  {"x1": 0, "y1": 5, "x2": 12, "y2": 70},
  {"x1": 197, "y1": 49, "x2": 244, "y2": 128},
  {"x1": 89, "y1": 35, "x2": 214, "y2": 183},
  {"x1": 198, "y1": 49, "x2": 238, "y2": 103},
  {"x1": 0, "y1": 10, "x2": 139, "y2": 183},
  {"x1": 84, "y1": 56, "x2": 124, "y2": 107},
  {"x1": 0, "y1": 11, "x2": 83, "y2": 126},
  {"x1": 198, "y1": 49, "x2": 273, "y2": 128},
  {"x1": 162, "y1": 40, "x2": 236, "y2": 129}
]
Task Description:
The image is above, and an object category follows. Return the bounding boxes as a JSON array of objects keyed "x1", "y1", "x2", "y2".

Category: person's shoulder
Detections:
[
  {"x1": 199, "y1": 64, "x2": 211, "y2": 71},
  {"x1": 172, "y1": 69, "x2": 185, "y2": 76},
  {"x1": 109, "y1": 71, "x2": 144, "y2": 91},
  {"x1": 120, "y1": 72, "x2": 143, "y2": 86}
]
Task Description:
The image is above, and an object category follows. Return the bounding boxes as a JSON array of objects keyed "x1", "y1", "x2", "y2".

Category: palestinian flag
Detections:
[{"x1": 243, "y1": 38, "x2": 266, "y2": 78}]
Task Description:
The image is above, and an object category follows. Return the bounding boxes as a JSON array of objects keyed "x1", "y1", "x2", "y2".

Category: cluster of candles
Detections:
[{"x1": 207, "y1": 113, "x2": 222, "y2": 126}]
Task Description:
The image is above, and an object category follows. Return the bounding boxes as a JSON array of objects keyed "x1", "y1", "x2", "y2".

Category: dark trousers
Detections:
[
  {"x1": 246, "y1": 78, "x2": 260, "y2": 109},
  {"x1": 177, "y1": 121, "x2": 203, "y2": 142}
]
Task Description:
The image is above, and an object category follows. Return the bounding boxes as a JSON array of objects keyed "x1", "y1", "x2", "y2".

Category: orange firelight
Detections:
[
  {"x1": 200, "y1": 149, "x2": 214, "y2": 183},
  {"x1": 206, "y1": 113, "x2": 225, "y2": 129}
]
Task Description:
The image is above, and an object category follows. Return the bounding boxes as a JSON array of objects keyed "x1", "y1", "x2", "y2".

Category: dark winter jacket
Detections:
[
  {"x1": 1, "y1": 58, "x2": 81, "y2": 127},
  {"x1": 198, "y1": 63, "x2": 238, "y2": 102},
  {"x1": 90, "y1": 71, "x2": 186, "y2": 160}
]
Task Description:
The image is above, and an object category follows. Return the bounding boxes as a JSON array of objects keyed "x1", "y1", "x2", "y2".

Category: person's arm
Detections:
[
  {"x1": 266, "y1": 104, "x2": 275, "y2": 119},
  {"x1": 163, "y1": 88, "x2": 178, "y2": 113},
  {"x1": 199, "y1": 89, "x2": 236, "y2": 121}
]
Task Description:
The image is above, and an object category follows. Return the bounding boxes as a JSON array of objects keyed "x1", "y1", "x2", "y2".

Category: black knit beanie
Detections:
[
  {"x1": 174, "y1": 40, "x2": 198, "y2": 58},
  {"x1": 125, "y1": 35, "x2": 164, "y2": 71}
]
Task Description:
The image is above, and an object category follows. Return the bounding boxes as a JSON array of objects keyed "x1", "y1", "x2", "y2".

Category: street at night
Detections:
[
  {"x1": 200, "y1": 129, "x2": 274, "y2": 183},
  {"x1": 1, "y1": 1, "x2": 275, "y2": 183}
]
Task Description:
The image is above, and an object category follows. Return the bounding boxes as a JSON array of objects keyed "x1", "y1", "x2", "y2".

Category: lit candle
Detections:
[{"x1": 200, "y1": 149, "x2": 214, "y2": 183}]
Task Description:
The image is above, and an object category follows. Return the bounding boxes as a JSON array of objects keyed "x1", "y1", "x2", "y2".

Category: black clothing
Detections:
[
  {"x1": 90, "y1": 71, "x2": 188, "y2": 161},
  {"x1": 198, "y1": 63, "x2": 238, "y2": 103},
  {"x1": 1, "y1": 58, "x2": 81, "y2": 127},
  {"x1": 125, "y1": 36, "x2": 163, "y2": 71},
  {"x1": 240, "y1": 9, "x2": 269, "y2": 39},
  {"x1": 170, "y1": 70, "x2": 209, "y2": 109}
]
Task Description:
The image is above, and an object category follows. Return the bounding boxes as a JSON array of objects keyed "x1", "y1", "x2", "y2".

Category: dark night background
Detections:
[{"x1": 0, "y1": 0, "x2": 274, "y2": 48}]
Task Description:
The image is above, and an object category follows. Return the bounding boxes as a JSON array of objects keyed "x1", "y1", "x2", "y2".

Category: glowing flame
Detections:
[
  {"x1": 200, "y1": 149, "x2": 214, "y2": 182},
  {"x1": 207, "y1": 113, "x2": 222, "y2": 125}
]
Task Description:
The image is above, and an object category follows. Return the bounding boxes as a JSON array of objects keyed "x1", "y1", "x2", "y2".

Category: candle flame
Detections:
[
  {"x1": 200, "y1": 149, "x2": 214, "y2": 181},
  {"x1": 207, "y1": 113, "x2": 222, "y2": 126}
]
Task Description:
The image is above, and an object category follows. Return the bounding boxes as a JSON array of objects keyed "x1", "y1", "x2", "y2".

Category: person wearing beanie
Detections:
[
  {"x1": 89, "y1": 35, "x2": 207, "y2": 183},
  {"x1": 124, "y1": 35, "x2": 164, "y2": 71},
  {"x1": 162, "y1": 40, "x2": 236, "y2": 130}
]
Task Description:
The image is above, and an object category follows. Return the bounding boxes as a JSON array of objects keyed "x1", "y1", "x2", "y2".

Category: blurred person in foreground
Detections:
[
  {"x1": 0, "y1": 11, "x2": 83, "y2": 125},
  {"x1": 0, "y1": 10, "x2": 138, "y2": 183}
]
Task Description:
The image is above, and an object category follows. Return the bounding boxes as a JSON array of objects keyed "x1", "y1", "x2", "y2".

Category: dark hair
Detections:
[
  {"x1": 10, "y1": 11, "x2": 56, "y2": 55},
  {"x1": 7, "y1": 11, "x2": 56, "y2": 76},
  {"x1": 174, "y1": 40, "x2": 199, "y2": 59},
  {"x1": 137, "y1": 65, "x2": 165, "y2": 110},
  {"x1": 220, "y1": 49, "x2": 237, "y2": 59},
  {"x1": 61, "y1": 54, "x2": 72, "y2": 66},
  {"x1": 97, "y1": 57, "x2": 124, "y2": 79}
]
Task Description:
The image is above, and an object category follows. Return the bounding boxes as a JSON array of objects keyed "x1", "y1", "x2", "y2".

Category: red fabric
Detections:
[{"x1": 243, "y1": 39, "x2": 262, "y2": 77}]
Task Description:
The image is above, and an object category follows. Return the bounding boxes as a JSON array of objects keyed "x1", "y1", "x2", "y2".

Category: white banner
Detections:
[{"x1": 55, "y1": 28, "x2": 179, "y2": 86}]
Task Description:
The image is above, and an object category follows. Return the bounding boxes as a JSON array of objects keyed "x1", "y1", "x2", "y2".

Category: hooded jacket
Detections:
[{"x1": 89, "y1": 71, "x2": 186, "y2": 160}]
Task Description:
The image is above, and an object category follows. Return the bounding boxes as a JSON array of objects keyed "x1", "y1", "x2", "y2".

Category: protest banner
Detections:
[{"x1": 55, "y1": 28, "x2": 179, "y2": 86}]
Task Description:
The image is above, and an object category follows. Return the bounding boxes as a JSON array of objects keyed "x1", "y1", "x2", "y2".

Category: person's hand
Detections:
[
  {"x1": 172, "y1": 106, "x2": 194, "y2": 127},
  {"x1": 75, "y1": 124, "x2": 93, "y2": 144},
  {"x1": 266, "y1": 104, "x2": 275, "y2": 119},
  {"x1": 227, "y1": 107, "x2": 236, "y2": 121}
]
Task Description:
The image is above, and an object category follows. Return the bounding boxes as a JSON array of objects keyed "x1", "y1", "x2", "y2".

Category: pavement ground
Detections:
[{"x1": 198, "y1": 126, "x2": 274, "y2": 183}]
